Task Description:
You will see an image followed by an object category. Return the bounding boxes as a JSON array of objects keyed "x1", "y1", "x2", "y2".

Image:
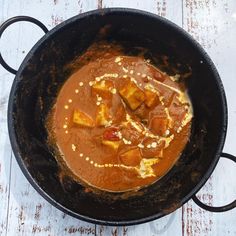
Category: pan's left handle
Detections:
[{"x1": 0, "y1": 16, "x2": 48, "y2": 74}]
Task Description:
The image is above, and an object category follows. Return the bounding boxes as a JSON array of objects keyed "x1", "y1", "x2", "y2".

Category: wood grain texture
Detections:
[
  {"x1": 0, "y1": 0, "x2": 235, "y2": 235},
  {"x1": 0, "y1": 68, "x2": 13, "y2": 236},
  {"x1": 182, "y1": 0, "x2": 236, "y2": 235},
  {"x1": 102, "y1": 0, "x2": 183, "y2": 26}
]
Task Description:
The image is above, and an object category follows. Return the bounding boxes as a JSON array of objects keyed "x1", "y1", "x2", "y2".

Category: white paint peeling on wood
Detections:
[
  {"x1": 182, "y1": 0, "x2": 236, "y2": 236},
  {"x1": 183, "y1": 0, "x2": 218, "y2": 49},
  {"x1": 0, "y1": 72, "x2": 13, "y2": 236},
  {"x1": 123, "y1": 210, "x2": 182, "y2": 236},
  {"x1": 182, "y1": 177, "x2": 214, "y2": 236},
  {"x1": 0, "y1": 0, "x2": 236, "y2": 235},
  {"x1": 5, "y1": 159, "x2": 96, "y2": 235},
  {"x1": 0, "y1": 19, "x2": 16, "y2": 234},
  {"x1": 102, "y1": 0, "x2": 183, "y2": 26}
]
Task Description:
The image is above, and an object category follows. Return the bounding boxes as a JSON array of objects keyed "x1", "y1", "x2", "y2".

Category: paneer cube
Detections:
[
  {"x1": 102, "y1": 140, "x2": 121, "y2": 151},
  {"x1": 96, "y1": 103, "x2": 110, "y2": 126},
  {"x1": 119, "y1": 148, "x2": 142, "y2": 166},
  {"x1": 144, "y1": 89, "x2": 159, "y2": 108},
  {"x1": 92, "y1": 80, "x2": 114, "y2": 99},
  {"x1": 121, "y1": 123, "x2": 143, "y2": 146},
  {"x1": 149, "y1": 116, "x2": 169, "y2": 136},
  {"x1": 119, "y1": 80, "x2": 145, "y2": 110},
  {"x1": 73, "y1": 109, "x2": 94, "y2": 127},
  {"x1": 141, "y1": 138, "x2": 165, "y2": 158}
]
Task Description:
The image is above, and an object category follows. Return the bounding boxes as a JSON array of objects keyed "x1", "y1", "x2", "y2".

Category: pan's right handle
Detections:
[
  {"x1": 192, "y1": 153, "x2": 236, "y2": 212},
  {"x1": 0, "y1": 16, "x2": 48, "y2": 74}
]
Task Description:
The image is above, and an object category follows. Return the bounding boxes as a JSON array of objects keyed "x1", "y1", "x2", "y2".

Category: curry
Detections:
[{"x1": 50, "y1": 43, "x2": 193, "y2": 192}]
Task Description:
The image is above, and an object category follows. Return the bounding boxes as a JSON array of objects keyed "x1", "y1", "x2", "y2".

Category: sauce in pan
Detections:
[{"x1": 51, "y1": 43, "x2": 193, "y2": 192}]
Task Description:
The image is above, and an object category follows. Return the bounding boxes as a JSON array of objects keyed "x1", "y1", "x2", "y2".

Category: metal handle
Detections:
[
  {"x1": 0, "y1": 16, "x2": 48, "y2": 74},
  {"x1": 192, "y1": 152, "x2": 236, "y2": 212}
]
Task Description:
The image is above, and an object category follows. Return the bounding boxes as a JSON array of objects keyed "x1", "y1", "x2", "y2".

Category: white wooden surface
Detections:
[{"x1": 0, "y1": 0, "x2": 235, "y2": 235}]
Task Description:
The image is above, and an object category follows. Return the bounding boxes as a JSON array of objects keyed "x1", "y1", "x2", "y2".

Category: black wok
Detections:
[{"x1": 0, "y1": 8, "x2": 235, "y2": 226}]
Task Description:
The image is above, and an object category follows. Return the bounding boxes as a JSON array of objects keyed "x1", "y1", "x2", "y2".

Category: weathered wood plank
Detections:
[
  {"x1": 6, "y1": 158, "x2": 96, "y2": 235},
  {"x1": 1, "y1": 0, "x2": 236, "y2": 235},
  {"x1": 124, "y1": 209, "x2": 183, "y2": 236},
  {"x1": 182, "y1": 0, "x2": 236, "y2": 235},
  {"x1": 0, "y1": 4, "x2": 22, "y2": 236},
  {"x1": 96, "y1": 0, "x2": 183, "y2": 234},
  {"x1": 0, "y1": 1, "x2": 98, "y2": 235},
  {"x1": 0, "y1": 68, "x2": 13, "y2": 236},
  {"x1": 102, "y1": 0, "x2": 183, "y2": 26}
]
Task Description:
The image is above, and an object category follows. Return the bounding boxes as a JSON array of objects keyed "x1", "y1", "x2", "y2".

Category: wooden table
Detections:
[{"x1": 0, "y1": 0, "x2": 235, "y2": 235}]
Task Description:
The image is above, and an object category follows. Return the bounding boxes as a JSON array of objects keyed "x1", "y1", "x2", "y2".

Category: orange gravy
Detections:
[{"x1": 51, "y1": 43, "x2": 193, "y2": 192}]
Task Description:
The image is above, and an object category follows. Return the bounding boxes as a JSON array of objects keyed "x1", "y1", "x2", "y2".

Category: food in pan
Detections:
[{"x1": 50, "y1": 43, "x2": 193, "y2": 192}]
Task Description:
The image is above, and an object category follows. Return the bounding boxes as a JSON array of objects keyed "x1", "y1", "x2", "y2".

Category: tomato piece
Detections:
[{"x1": 103, "y1": 127, "x2": 120, "y2": 141}]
